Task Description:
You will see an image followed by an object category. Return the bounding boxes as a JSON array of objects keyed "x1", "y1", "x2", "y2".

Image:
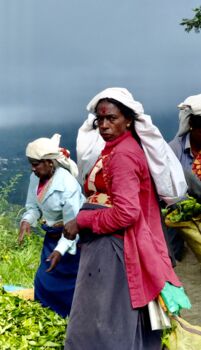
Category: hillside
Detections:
[
  {"x1": 0, "y1": 115, "x2": 177, "y2": 205},
  {"x1": 0, "y1": 121, "x2": 81, "y2": 205}
]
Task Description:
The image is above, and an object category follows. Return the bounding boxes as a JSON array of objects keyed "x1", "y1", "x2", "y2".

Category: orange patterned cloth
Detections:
[
  {"x1": 87, "y1": 192, "x2": 112, "y2": 207},
  {"x1": 84, "y1": 155, "x2": 113, "y2": 207},
  {"x1": 192, "y1": 151, "x2": 201, "y2": 181}
]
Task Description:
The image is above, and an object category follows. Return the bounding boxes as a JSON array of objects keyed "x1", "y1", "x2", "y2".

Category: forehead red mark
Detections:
[{"x1": 99, "y1": 106, "x2": 107, "y2": 114}]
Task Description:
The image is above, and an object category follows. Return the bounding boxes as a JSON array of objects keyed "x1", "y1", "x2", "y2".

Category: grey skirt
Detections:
[{"x1": 65, "y1": 235, "x2": 162, "y2": 350}]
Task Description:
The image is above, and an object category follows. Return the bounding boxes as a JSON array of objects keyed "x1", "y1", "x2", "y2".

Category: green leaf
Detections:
[{"x1": 180, "y1": 7, "x2": 201, "y2": 33}]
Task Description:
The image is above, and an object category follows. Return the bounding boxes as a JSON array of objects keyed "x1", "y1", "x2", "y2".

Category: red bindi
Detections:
[{"x1": 99, "y1": 106, "x2": 107, "y2": 114}]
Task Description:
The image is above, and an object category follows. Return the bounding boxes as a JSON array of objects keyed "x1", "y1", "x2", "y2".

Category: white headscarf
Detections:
[
  {"x1": 26, "y1": 133, "x2": 78, "y2": 178},
  {"x1": 77, "y1": 87, "x2": 187, "y2": 204},
  {"x1": 177, "y1": 93, "x2": 201, "y2": 136},
  {"x1": 77, "y1": 88, "x2": 144, "y2": 183},
  {"x1": 87, "y1": 87, "x2": 144, "y2": 115}
]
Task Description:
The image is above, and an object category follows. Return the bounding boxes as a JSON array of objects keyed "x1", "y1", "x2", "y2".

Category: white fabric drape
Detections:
[
  {"x1": 177, "y1": 93, "x2": 201, "y2": 136},
  {"x1": 77, "y1": 87, "x2": 187, "y2": 205}
]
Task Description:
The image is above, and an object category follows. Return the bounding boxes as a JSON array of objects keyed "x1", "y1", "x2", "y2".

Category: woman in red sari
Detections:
[{"x1": 63, "y1": 88, "x2": 189, "y2": 350}]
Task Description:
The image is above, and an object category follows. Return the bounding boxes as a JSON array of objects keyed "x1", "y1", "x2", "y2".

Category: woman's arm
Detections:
[
  {"x1": 19, "y1": 174, "x2": 42, "y2": 243},
  {"x1": 62, "y1": 183, "x2": 85, "y2": 224},
  {"x1": 18, "y1": 221, "x2": 31, "y2": 244},
  {"x1": 53, "y1": 179, "x2": 85, "y2": 253},
  {"x1": 21, "y1": 174, "x2": 42, "y2": 227}
]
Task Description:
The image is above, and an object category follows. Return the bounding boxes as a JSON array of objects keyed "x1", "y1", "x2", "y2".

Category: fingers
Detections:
[
  {"x1": 46, "y1": 251, "x2": 61, "y2": 272},
  {"x1": 63, "y1": 231, "x2": 77, "y2": 240},
  {"x1": 26, "y1": 228, "x2": 31, "y2": 236},
  {"x1": 63, "y1": 224, "x2": 70, "y2": 237},
  {"x1": 18, "y1": 221, "x2": 31, "y2": 244},
  {"x1": 46, "y1": 261, "x2": 55, "y2": 273},
  {"x1": 63, "y1": 219, "x2": 79, "y2": 240},
  {"x1": 18, "y1": 230, "x2": 27, "y2": 245},
  {"x1": 18, "y1": 231, "x2": 24, "y2": 245}
]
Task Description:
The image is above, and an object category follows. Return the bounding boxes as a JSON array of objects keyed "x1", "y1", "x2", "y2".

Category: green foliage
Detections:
[
  {"x1": 0, "y1": 177, "x2": 67, "y2": 349},
  {"x1": 0, "y1": 175, "x2": 43, "y2": 287},
  {"x1": 161, "y1": 323, "x2": 176, "y2": 349},
  {"x1": 0, "y1": 227, "x2": 43, "y2": 287},
  {"x1": 181, "y1": 7, "x2": 201, "y2": 33},
  {"x1": 0, "y1": 174, "x2": 22, "y2": 214},
  {"x1": 0, "y1": 288, "x2": 66, "y2": 349},
  {"x1": 165, "y1": 196, "x2": 201, "y2": 223}
]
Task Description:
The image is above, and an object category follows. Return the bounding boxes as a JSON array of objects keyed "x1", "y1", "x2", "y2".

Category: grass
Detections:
[
  {"x1": 0, "y1": 212, "x2": 43, "y2": 288},
  {"x1": 0, "y1": 176, "x2": 67, "y2": 349},
  {"x1": 0, "y1": 175, "x2": 43, "y2": 288}
]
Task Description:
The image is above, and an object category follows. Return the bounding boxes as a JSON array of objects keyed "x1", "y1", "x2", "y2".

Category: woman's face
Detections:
[
  {"x1": 95, "y1": 101, "x2": 131, "y2": 142},
  {"x1": 29, "y1": 159, "x2": 54, "y2": 180}
]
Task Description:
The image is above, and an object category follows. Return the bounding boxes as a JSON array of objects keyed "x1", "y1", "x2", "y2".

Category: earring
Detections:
[
  {"x1": 126, "y1": 123, "x2": 131, "y2": 128},
  {"x1": 190, "y1": 127, "x2": 193, "y2": 131}
]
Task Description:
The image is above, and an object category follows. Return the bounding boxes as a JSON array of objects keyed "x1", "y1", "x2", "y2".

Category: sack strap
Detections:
[{"x1": 173, "y1": 316, "x2": 201, "y2": 336}]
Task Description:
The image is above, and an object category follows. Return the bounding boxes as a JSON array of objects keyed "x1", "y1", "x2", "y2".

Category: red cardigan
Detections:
[{"x1": 77, "y1": 131, "x2": 181, "y2": 308}]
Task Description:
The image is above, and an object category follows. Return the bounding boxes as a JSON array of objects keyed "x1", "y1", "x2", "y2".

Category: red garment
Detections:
[
  {"x1": 37, "y1": 179, "x2": 49, "y2": 195},
  {"x1": 77, "y1": 131, "x2": 181, "y2": 308}
]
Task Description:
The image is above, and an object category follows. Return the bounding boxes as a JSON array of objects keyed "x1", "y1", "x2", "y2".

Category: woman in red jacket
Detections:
[{"x1": 63, "y1": 88, "x2": 188, "y2": 350}]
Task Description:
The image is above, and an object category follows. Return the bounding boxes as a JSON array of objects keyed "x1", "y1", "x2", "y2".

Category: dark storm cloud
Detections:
[{"x1": 0, "y1": 0, "x2": 200, "y2": 126}]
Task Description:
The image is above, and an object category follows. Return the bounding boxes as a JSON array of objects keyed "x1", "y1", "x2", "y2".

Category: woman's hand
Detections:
[
  {"x1": 18, "y1": 221, "x2": 31, "y2": 245},
  {"x1": 63, "y1": 219, "x2": 79, "y2": 240},
  {"x1": 46, "y1": 251, "x2": 62, "y2": 272}
]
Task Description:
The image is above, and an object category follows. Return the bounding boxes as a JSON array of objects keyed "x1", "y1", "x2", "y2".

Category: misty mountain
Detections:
[{"x1": 0, "y1": 116, "x2": 177, "y2": 205}]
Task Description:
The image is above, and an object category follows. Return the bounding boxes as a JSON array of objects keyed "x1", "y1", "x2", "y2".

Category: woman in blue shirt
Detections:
[{"x1": 19, "y1": 134, "x2": 85, "y2": 318}]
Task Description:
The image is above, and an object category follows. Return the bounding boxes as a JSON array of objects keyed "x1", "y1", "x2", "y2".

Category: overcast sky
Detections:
[{"x1": 0, "y1": 0, "x2": 201, "y2": 131}]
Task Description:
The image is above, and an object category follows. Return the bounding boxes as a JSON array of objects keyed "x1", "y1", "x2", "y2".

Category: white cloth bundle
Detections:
[
  {"x1": 76, "y1": 114, "x2": 105, "y2": 184},
  {"x1": 177, "y1": 93, "x2": 201, "y2": 136},
  {"x1": 26, "y1": 133, "x2": 78, "y2": 178},
  {"x1": 77, "y1": 87, "x2": 187, "y2": 204}
]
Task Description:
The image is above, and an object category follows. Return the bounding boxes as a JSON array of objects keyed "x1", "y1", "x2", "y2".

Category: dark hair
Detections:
[
  {"x1": 94, "y1": 97, "x2": 137, "y2": 118},
  {"x1": 93, "y1": 97, "x2": 141, "y2": 144},
  {"x1": 189, "y1": 114, "x2": 201, "y2": 129}
]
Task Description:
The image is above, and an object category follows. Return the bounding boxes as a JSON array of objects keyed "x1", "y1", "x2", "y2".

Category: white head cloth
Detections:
[
  {"x1": 177, "y1": 93, "x2": 201, "y2": 136},
  {"x1": 26, "y1": 133, "x2": 78, "y2": 178},
  {"x1": 77, "y1": 88, "x2": 143, "y2": 183},
  {"x1": 87, "y1": 87, "x2": 144, "y2": 115},
  {"x1": 77, "y1": 87, "x2": 187, "y2": 204}
]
